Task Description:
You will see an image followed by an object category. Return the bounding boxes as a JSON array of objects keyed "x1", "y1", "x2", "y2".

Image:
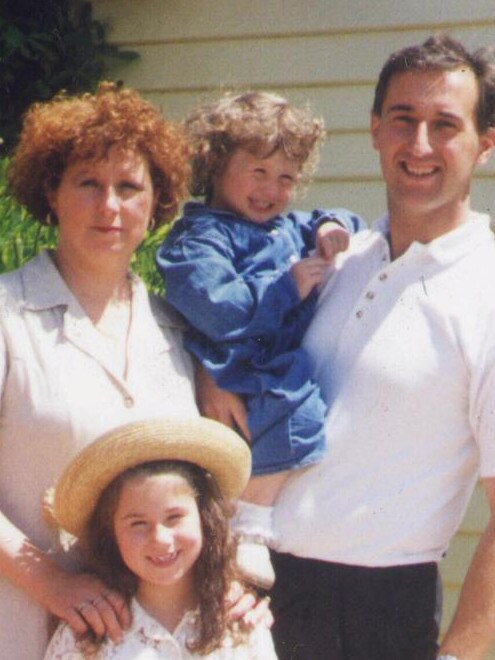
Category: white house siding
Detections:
[{"x1": 92, "y1": 0, "x2": 495, "y2": 649}]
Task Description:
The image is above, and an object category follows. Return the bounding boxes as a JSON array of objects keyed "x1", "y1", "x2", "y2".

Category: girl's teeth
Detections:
[{"x1": 151, "y1": 551, "x2": 177, "y2": 562}]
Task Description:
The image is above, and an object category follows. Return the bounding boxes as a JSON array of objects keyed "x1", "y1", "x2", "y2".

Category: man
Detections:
[{"x1": 266, "y1": 34, "x2": 495, "y2": 660}]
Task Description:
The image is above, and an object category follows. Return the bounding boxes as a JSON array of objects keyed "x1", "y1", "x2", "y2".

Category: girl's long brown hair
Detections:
[{"x1": 81, "y1": 460, "x2": 242, "y2": 655}]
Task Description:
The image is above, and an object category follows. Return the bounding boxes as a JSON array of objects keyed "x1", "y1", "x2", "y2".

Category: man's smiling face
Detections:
[{"x1": 371, "y1": 67, "x2": 493, "y2": 229}]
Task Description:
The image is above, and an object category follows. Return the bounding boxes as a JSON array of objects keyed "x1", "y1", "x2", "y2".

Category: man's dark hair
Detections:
[{"x1": 372, "y1": 33, "x2": 495, "y2": 132}]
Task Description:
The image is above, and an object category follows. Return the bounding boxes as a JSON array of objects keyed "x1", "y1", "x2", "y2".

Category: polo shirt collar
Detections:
[{"x1": 373, "y1": 212, "x2": 492, "y2": 266}]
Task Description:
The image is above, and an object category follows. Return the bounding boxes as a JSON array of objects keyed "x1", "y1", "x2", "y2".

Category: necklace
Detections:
[{"x1": 94, "y1": 278, "x2": 133, "y2": 379}]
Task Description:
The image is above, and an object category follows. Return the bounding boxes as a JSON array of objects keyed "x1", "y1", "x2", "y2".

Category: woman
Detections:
[{"x1": 0, "y1": 82, "x2": 198, "y2": 658}]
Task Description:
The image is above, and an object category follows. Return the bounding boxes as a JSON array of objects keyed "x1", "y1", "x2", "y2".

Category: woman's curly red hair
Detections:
[{"x1": 8, "y1": 82, "x2": 191, "y2": 227}]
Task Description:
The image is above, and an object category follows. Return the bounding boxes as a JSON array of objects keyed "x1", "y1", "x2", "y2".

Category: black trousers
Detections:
[{"x1": 270, "y1": 551, "x2": 439, "y2": 660}]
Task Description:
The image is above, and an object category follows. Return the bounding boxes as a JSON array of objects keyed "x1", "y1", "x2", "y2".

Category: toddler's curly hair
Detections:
[{"x1": 185, "y1": 91, "x2": 325, "y2": 200}]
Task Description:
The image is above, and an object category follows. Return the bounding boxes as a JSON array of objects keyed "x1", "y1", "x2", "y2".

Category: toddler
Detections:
[{"x1": 156, "y1": 91, "x2": 364, "y2": 588}]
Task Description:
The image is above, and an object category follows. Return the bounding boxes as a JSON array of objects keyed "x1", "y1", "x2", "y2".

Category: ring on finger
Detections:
[
  {"x1": 91, "y1": 596, "x2": 105, "y2": 607},
  {"x1": 76, "y1": 601, "x2": 91, "y2": 613}
]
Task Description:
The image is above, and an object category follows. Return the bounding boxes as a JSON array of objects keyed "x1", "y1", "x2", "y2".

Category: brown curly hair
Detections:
[
  {"x1": 7, "y1": 82, "x2": 191, "y2": 227},
  {"x1": 80, "y1": 459, "x2": 244, "y2": 655},
  {"x1": 373, "y1": 33, "x2": 495, "y2": 133},
  {"x1": 185, "y1": 91, "x2": 325, "y2": 201}
]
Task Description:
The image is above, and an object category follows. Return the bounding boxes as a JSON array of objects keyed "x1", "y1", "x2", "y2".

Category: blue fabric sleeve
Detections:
[
  {"x1": 157, "y1": 232, "x2": 301, "y2": 342},
  {"x1": 287, "y1": 208, "x2": 366, "y2": 249}
]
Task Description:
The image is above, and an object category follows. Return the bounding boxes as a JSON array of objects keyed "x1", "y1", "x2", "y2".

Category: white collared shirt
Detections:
[
  {"x1": 44, "y1": 599, "x2": 277, "y2": 659},
  {"x1": 274, "y1": 213, "x2": 495, "y2": 566}
]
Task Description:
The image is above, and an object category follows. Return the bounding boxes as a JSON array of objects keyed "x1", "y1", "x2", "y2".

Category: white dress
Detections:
[
  {"x1": 45, "y1": 599, "x2": 278, "y2": 659},
  {"x1": 0, "y1": 252, "x2": 198, "y2": 659}
]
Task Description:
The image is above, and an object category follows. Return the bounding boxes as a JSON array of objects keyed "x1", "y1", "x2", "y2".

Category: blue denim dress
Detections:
[{"x1": 157, "y1": 202, "x2": 364, "y2": 475}]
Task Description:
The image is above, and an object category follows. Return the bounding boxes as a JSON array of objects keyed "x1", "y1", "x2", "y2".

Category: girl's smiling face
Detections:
[{"x1": 113, "y1": 472, "x2": 203, "y2": 597}]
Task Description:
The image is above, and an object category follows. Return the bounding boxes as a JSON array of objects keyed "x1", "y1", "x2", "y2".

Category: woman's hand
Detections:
[
  {"x1": 38, "y1": 564, "x2": 131, "y2": 643},
  {"x1": 0, "y1": 513, "x2": 130, "y2": 643},
  {"x1": 195, "y1": 364, "x2": 250, "y2": 440}
]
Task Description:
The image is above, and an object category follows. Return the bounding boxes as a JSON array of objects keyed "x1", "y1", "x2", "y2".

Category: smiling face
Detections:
[
  {"x1": 371, "y1": 68, "x2": 494, "y2": 238},
  {"x1": 113, "y1": 472, "x2": 203, "y2": 600},
  {"x1": 210, "y1": 147, "x2": 300, "y2": 223},
  {"x1": 48, "y1": 144, "x2": 158, "y2": 270}
]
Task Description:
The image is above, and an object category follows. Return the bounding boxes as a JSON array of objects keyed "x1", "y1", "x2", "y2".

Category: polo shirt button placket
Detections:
[{"x1": 356, "y1": 270, "x2": 387, "y2": 319}]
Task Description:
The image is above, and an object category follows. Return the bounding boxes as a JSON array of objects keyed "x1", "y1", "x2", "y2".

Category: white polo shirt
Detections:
[{"x1": 274, "y1": 213, "x2": 495, "y2": 566}]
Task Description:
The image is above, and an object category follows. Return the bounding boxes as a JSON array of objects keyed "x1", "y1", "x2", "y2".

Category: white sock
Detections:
[{"x1": 232, "y1": 501, "x2": 277, "y2": 547}]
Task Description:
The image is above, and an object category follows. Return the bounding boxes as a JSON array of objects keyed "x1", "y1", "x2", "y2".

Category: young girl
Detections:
[
  {"x1": 43, "y1": 417, "x2": 277, "y2": 658},
  {"x1": 156, "y1": 91, "x2": 364, "y2": 588}
]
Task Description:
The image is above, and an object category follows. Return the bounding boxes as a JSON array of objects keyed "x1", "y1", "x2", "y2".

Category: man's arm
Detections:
[{"x1": 439, "y1": 477, "x2": 495, "y2": 659}]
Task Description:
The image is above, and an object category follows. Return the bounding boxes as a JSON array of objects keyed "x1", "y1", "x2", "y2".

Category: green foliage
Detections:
[
  {"x1": 0, "y1": 0, "x2": 139, "y2": 154},
  {"x1": 0, "y1": 1, "x2": 157, "y2": 285},
  {"x1": 0, "y1": 158, "x2": 57, "y2": 272},
  {"x1": 132, "y1": 225, "x2": 168, "y2": 295},
  {"x1": 0, "y1": 0, "x2": 162, "y2": 288},
  {"x1": 0, "y1": 157, "x2": 167, "y2": 293}
]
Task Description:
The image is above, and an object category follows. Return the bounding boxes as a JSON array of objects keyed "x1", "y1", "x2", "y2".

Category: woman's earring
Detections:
[
  {"x1": 148, "y1": 217, "x2": 156, "y2": 231},
  {"x1": 45, "y1": 211, "x2": 55, "y2": 226}
]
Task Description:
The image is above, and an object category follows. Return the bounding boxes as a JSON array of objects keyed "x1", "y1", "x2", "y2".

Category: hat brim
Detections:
[{"x1": 52, "y1": 417, "x2": 251, "y2": 537}]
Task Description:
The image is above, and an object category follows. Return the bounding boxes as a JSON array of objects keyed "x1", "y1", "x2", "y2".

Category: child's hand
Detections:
[
  {"x1": 316, "y1": 221, "x2": 350, "y2": 261},
  {"x1": 290, "y1": 255, "x2": 330, "y2": 300}
]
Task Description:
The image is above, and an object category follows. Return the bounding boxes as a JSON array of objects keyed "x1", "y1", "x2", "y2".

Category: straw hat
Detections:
[{"x1": 50, "y1": 416, "x2": 251, "y2": 537}]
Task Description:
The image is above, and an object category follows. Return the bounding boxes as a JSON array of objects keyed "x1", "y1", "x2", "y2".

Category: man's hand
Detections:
[
  {"x1": 195, "y1": 364, "x2": 250, "y2": 440},
  {"x1": 226, "y1": 580, "x2": 274, "y2": 629}
]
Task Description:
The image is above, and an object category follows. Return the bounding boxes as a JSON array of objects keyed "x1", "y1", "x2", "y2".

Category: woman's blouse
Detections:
[{"x1": 0, "y1": 251, "x2": 198, "y2": 659}]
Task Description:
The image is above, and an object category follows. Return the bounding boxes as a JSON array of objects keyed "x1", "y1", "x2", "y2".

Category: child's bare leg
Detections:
[
  {"x1": 233, "y1": 472, "x2": 290, "y2": 590},
  {"x1": 241, "y1": 471, "x2": 289, "y2": 506}
]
